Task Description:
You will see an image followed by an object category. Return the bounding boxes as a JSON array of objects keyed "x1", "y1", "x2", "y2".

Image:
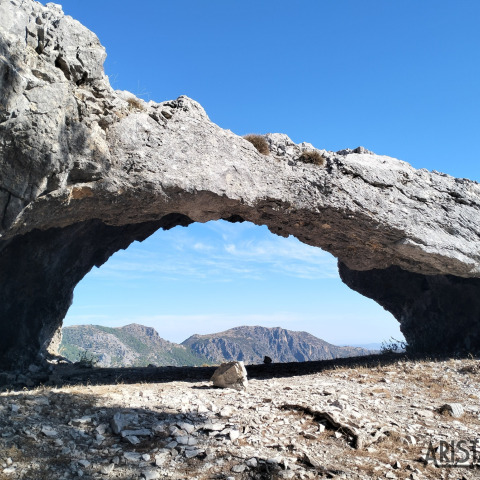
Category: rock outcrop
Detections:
[{"x1": 1, "y1": 0, "x2": 480, "y2": 368}]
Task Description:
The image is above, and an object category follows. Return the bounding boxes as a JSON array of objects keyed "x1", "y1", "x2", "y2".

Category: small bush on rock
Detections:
[
  {"x1": 298, "y1": 150, "x2": 326, "y2": 166},
  {"x1": 380, "y1": 337, "x2": 407, "y2": 355},
  {"x1": 127, "y1": 97, "x2": 145, "y2": 111},
  {"x1": 244, "y1": 134, "x2": 269, "y2": 155},
  {"x1": 76, "y1": 351, "x2": 98, "y2": 368}
]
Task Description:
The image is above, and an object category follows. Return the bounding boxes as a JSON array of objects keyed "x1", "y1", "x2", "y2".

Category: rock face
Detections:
[
  {"x1": 338, "y1": 264, "x2": 480, "y2": 353},
  {"x1": 1, "y1": 0, "x2": 480, "y2": 368},
  {"x1": 182, "y1": 326, "x2": 370, "y2": 364}
]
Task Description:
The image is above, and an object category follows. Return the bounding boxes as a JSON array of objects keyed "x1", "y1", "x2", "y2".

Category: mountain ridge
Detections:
[
  {"x1": 60, "y1": 323, "x2": 211, "y2": 367},
  {"x1": 60, "y1": 323, "x2": 370, "y2": 367},
  {"x1": 181, "y1": 325, "x2": 370, "y2": 364}
]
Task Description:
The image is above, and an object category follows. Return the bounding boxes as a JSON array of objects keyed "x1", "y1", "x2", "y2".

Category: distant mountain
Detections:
[
  {"x1": 60, "y1": 324, "x2": 372, "y2": 368},
  {"x1": 181, "y1": 326, "x2": 370, "y2": 364},
  {"x1": 60, "y1": 324, "x2": 211, "y2": 367}
]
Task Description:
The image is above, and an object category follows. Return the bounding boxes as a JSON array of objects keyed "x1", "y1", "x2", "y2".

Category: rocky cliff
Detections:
[
  {"x1": 60, "y1": 324, "x2": 210, "y2": 367},
  {"x1": 1, "y1": 0, "x2": 480, "y2": 368},
  {"x1": 182, "y1": 326, "x2": 370, "y2": 364}
]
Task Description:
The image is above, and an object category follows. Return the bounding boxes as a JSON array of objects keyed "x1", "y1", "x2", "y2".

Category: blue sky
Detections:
[{"x1": 52, "y1": 1, "x2": 480, "y2": 345}]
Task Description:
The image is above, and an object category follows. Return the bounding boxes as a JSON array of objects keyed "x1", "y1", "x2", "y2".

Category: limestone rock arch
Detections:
[{"x1": 1, "y1": 0, "x2": 480, "y2": 368}]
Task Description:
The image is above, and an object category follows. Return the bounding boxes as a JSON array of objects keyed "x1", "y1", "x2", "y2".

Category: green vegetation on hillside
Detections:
[{"x1": 60, "y1": 324, "x2": 212, "y2": 368}]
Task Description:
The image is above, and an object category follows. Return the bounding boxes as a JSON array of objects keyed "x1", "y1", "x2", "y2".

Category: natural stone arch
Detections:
[{"x1": 1, "y1": 0, "x2": 480, "y2": 368}]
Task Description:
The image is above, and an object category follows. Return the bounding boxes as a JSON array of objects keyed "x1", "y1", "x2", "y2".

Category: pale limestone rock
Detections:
[
  {"x1": 1, "y1": 0, "x2": 480, "y2": 367},
  {"x1": 110, "y1": 412, "x2": 138, "y2": 434},
  {"x1": 211, "y1": 361, "x2": 248, "y2": 390}
]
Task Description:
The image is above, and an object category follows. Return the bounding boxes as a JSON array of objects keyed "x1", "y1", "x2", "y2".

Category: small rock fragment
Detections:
[
  {"x1": 155, "y1": 452, "x2": 170, "y2": 466},
  {"x1": 111, "y1": 412, "x2": 138, "y2": 434},
  {"x1": 71, "y1": 416, "x2": 92, "y2": 426},
  {"x1": 220, "y1": 406, "x2": 233, "y2": 417},
  {"x1": 120, "y1": 429, "x2": 151, "y2": 437},
  {"x1": 177, "y1": 422, "x2": 195, "y2": 434},
  {"x1": 124, "y1": 435, "x2": 141, "y2": 445},
  {"x1": 100, "y1": 464, "x2": 114, "y2": 475},
  {"x1": 141, "y1": 469, "x2": 160, "y2": 480},
  {"x1": 124, "y1": 452, "x2": 142, "y2": 462},
  {"x1": 185, "y1": 449, "x2": 203, "y2": 459},
  {"x1": 96, "y1": 423, "x2": 108, "y2": 435},
  {"x1": 41, "y1": 426, "x2": 58, "y2": 437}
]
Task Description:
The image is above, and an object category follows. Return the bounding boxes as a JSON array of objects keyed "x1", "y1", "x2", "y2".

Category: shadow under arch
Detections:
[{"x1": 0, "y1": 214, "x2": 192, "y2": 370}]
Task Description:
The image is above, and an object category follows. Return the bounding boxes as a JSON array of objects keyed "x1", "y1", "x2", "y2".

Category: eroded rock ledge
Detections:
[{"x1": 1, "y1": 0, "x2": 480, "y2": 368}]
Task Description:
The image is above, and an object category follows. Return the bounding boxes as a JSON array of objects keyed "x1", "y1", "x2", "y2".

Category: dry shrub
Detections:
[
  {"x1": 244, "y1": 134, "x2": 269, "y2": 155},
  {"x1": 127, "y1": 97, "x2": 145, "y2": 111},
  {"x1": 298, "y1": 150, "x2": 326, "y2": 166},
  {"x1": 459, "y1": 362, "x2": 480, "y2": 375}
]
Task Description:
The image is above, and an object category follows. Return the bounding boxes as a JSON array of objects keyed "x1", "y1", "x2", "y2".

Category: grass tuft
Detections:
[
  {"x1": 127, "y1": 97, "x2": 145, "y2": 111},
  {"x1": 244, "y1": 134, "x2": 269, "y2": 155},
  {"x1": 298, "y1": 150, "x2": 326, "y2": 166}
]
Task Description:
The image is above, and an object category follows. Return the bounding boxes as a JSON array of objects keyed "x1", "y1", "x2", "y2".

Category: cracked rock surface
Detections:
[{"x1": 1, "y1": 0, "x2": 480, "y2": 366}]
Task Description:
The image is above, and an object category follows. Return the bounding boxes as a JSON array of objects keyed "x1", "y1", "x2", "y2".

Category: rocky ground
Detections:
[{"x1": 1, "y1": 355, "x2": 480, "y2": 479}]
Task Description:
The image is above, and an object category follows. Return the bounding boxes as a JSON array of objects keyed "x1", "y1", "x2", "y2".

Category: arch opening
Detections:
[
  {"x1": 60, "y1": 219, "x2": 403, "y2": 367},
  {"x1": 1, "y1": 210, "x2": 479, "y2": 371}
]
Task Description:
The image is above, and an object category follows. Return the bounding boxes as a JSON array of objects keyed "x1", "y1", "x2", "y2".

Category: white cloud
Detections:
[
  {"x1": 221, "y1": 235, "x2": 338, "y2": 279},
  {"x1": 91, "y1": 220, "x2": 338, "y2": 282},
  {"x1": 193, "y1": 242, "x2": 213, "y2": 251}
]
